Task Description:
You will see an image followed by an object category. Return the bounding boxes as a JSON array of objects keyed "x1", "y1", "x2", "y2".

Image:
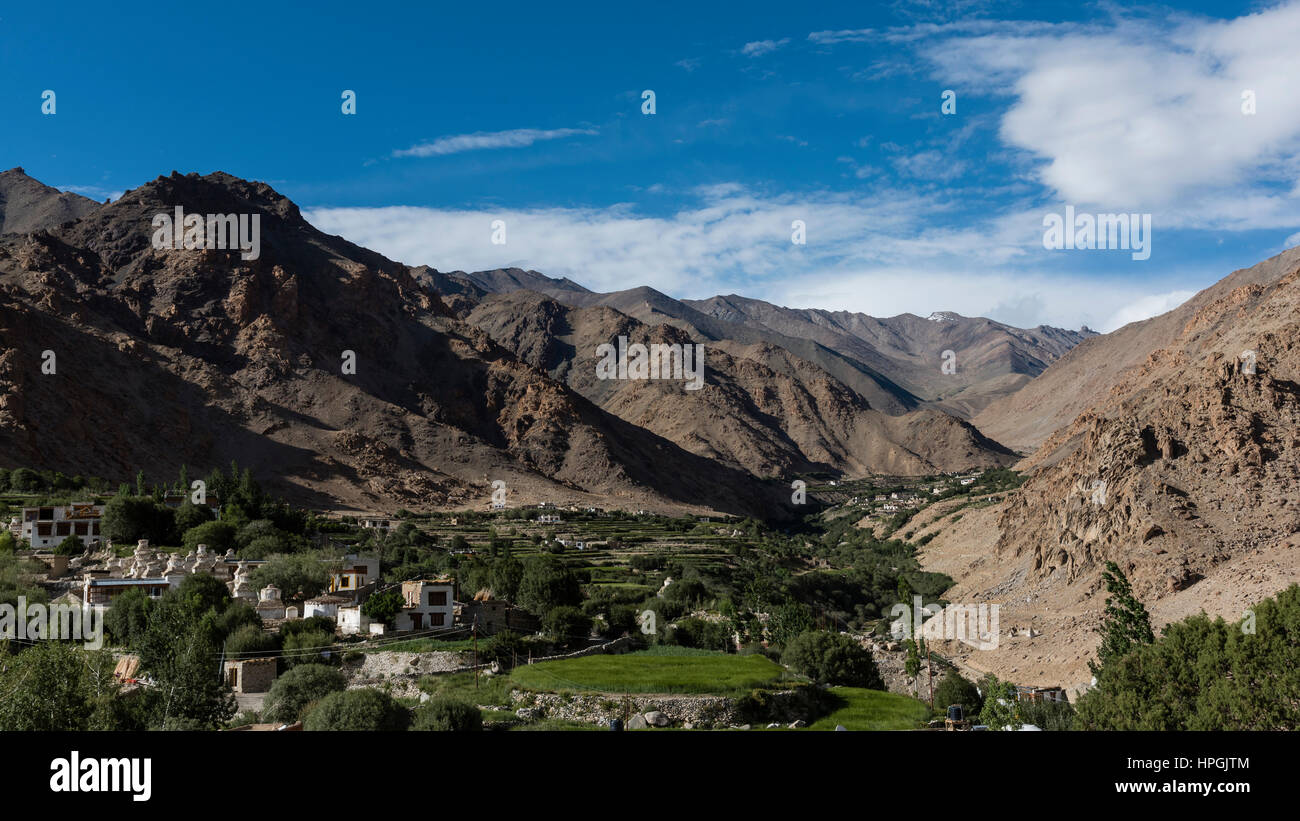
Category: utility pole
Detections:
[
  {"x1": 473, "y1": 620, "x2": 479, "y2": 690},
  {"x1": 925, "y1": 639, "x2": 934, "y2": 708}
]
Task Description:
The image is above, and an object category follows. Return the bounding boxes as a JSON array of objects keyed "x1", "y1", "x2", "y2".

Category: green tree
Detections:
[
  {"x1": 542, "y1": 605, "x2": 593, "y2": 649},
  {"x1": 104, "y1": 586, "x2": 153, "y2": 647},
  {"x1": 250, "y1": 553, "x2": 329, "y2": 600},
  {"x1": 173, "y1": 500, "x2": 214, "y2": 535},
  {"x1": 491, "y1": 556, "x2": 524, "y2": 602},
  {"x1": 782, "y1": 630, "x2": 884, "y2": 688},
  {"x1": 263, "y1": 663, "x2": 347, "y2": 724},
  {"x1": 517, "y1": 556, "x2": 581, "y2": 616},
  {"x1": 54, "y1": 534, "x2": 84, "y2": 556},
  {"x1": 303, "y1": 688, "x2": 409, "y2": 731},
  {"x1": 977, "y1": 674, "x2": 1022, "y2": 730},
  {"x1": 934, "y1": 670, "x2": 983, "y2": 715},
  {"x1": 0, "y1": 643, "x2": 124, "y2": 731},
  {"x1": 1090, "y1": 561, "x2": 1155, "y2": 676},
  {"x1": 101, "y1": 494, "x2": 177, "y2": 545},
  {"x1": 362, "y1": 589, "x2": 404, "y2": 626},
  {"x1": 181, "y1": 520, "x2": 238, "y2": 554},
  {"x1": 224, "y1": 624, "x2": 279, "y2": 659},
  {"x1": 767, "y1": 601, "x2": 813, "y2": 647}
]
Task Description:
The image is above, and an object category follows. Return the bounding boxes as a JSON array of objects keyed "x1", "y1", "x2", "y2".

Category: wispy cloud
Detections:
[
  {"x1": 742, "y1": 38, "x2": 790, "y2": 57},
  {"x1": 393, "y1": 127, "x2": 598, "y2": 158},
  {"x1": 304, "y1": 184, "x2": 1203, "y2": 332}
]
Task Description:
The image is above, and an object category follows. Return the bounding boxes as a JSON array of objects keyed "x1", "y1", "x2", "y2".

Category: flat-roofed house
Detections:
[
  {"x1": 82, "y1": 576, "x2": 170, "y2": 608},
  {"x1": 23, "y1": 503, "x2": 104, "y2": 550},
  {"x1": 394, "y1": 578, "x2": 456, "y2": 631}
]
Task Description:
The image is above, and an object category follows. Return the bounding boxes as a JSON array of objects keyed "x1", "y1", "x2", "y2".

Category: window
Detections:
[
  {"x1": 427, "y1": 591, "x2": 447, "y2": 607},
  {"x1": 74, "y1": 522, "x2": 89, "y2": 536},
  {"x1": 92, "y1": 522, "x2": 100, "y2": 536},
  {"x1": 431, "y1": 613, "x2": 445, "y2": 626},
  {"x1": 56, "y1": 522, "x2": 71, "y2": 536},
  {"x1": 36, "y1": 523, "x2": 52, "y2": 537}
]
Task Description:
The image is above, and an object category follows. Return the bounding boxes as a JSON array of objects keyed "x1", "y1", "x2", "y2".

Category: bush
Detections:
[
  {"x1": 224, "y1": 624, "x2": 279, "y2": 659},
  {"x1": 481, "y1": 630, "x2": 527, "y2": 666},
  {"x1": 182, "y1": 520, "x2": 238, "y2": 554},
  {"x1": 54, "y1": 534, "x2": 84, "y2": 556},
  {"x1": 412, "y1": 697, "x2": 482, "y2": 732},
  {"x1": 264, "y1": 664, "x2": 347, "y2": 724},
  {"x1": 281, "y1": 629, "x2": 335, "y2": 669},
  {"x1": 303, "y1": 688, "x2": 409, "y2": 731},
  {"x1": 362, "y1": 589, "x2": 404, "y2": 625},
  {"x1": 542, "y1": 606, "x2": 593, "y2": 649},
  {"x1": 933, "y1": 670, "x2": 983, "y2": 715},
  {"x1": 782, "y1": 630, "x2": 883, "y2": 689}
]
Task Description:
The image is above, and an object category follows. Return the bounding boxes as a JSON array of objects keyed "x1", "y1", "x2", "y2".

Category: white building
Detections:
[
  {"x1": 394, "y1": 578, "x2": 456, "y2": 631},
  {"x1": 537, "y1": 514, "x2": 562, "y2": 525},
  {"x1": 21, "y1": 503, "x2": 104, "y2": 550},
  {"x1": 337, "y1": 604, "x2": 370, "y2": 635},
  {"x1": 329, "y1": 554, "x2": 379, "y2": 594}
]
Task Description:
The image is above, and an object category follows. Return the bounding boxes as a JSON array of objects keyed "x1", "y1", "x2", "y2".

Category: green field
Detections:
[
  {"x1": 801, "y1": 687, "x2": 933, "y2": 731},
  {"x1": 511, "y1": 648, "x2": 789, "y2": 696}
]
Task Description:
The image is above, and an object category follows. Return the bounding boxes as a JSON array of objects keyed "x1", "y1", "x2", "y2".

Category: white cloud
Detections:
[
  {"x1": 393, "y1": 127, "x2": 598, "y2": 158},
  {"x1": 304, "y1": 184, "x2": 1200, "y2": 333},
  {"x1": 742, "y1": 38, "x2": 790, "y2": 57},
  {"x1": 906, "y1": 4, "x2": 1300, "y2": 228},
  {"x1": 1098, "y1": 289, "x2": 1197, "y2": 332},
  {"x1": 58, "y1": 184, "x2": 123, "y2": 202}
]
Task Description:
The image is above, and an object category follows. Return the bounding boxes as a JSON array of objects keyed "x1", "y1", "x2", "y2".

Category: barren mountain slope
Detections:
[
  {"x1": 686, "y1": 296, "x2": 1093, "y2": 419},
  {"x1": 973, "y1": 247, "x2": 1300, "y2": 452},
  {"x1": 913, "y1": 251, "x2": 1300, "y2": 690},
  {"x1": 0, "y1": 170, "x2": 786, "y2": 517},
  {"x1": 0, "y1": 167, "x2": 101, "y2": 235},
  {"x1": 466, "y1": 289, "x2": 1016, "y2": 477}
]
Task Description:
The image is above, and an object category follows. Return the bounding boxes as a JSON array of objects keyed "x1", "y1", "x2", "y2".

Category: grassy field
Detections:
[
  {"x1": 801, "y1": 687, "x2": 933, "y2": 731},
  {"x1": 510, "y1": 648, "x2": 789, "y2": 696}
]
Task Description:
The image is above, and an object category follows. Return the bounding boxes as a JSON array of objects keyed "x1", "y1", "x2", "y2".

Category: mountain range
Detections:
[{"x1": 0, "y1": 168, "x2": 1085, "y2": 514}]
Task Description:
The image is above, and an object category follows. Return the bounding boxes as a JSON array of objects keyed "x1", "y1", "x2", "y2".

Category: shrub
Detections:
[
  {"x1": 412, "y1": 697, "x2": 483, "y2": 731},
  {"x1": 933, "y1": 670, "x2": 982, "y2": 715},
  {"x1": 303, "y1": 688, "x2": 409, "y2": 731},
  {"x1": 782, "y1": 630, "x2": 883, "y2": 689},
  {"x1": 264, "y1": 664, "x2": 347, "y2": 724}
]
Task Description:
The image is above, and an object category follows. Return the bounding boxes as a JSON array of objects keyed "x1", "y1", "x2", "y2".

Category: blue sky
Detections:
[{"x1": 4, "y1": 0, "x2": 1299, "y2": 331}]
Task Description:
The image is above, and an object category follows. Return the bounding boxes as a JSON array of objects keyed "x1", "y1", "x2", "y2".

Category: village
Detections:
[{"x1": 0, "y1": 464, "x2": 1072, "y2": 732}]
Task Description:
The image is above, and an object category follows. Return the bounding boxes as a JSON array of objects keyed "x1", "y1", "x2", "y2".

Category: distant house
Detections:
[
  {"x1": 359, "y1": 517, "x2": 391, "y2": 533},
  {"x1": 224, "y1": 658, "x2": 278, "y2": 694},
  {"x1": 337, "y1": 604, "x2": 370, "y2": 636},
  {"x1": 460, "y1": 592, "x2": 540, "y2": 636},
  {"x1": 329, "y1": 554, "x2": 379, "y2": 595},
  {"x1": 22, "y1": 503, "x2": 104, "y2": 550},
  {"x1": 82, "y1": 576, "x2": 169, "y2": 608},
  {"x1": 394, "y1": 578, "x2": 455, "y2": 631},
  {"x1": 960, "y1": 478, "x2": 976, "y2": 486},
  {"x1": 302, "y1": 593, "x2": 351, "y2": 621},
  {"x1": 537, "y1": 514, "x2": 562, "y2": 525}
]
